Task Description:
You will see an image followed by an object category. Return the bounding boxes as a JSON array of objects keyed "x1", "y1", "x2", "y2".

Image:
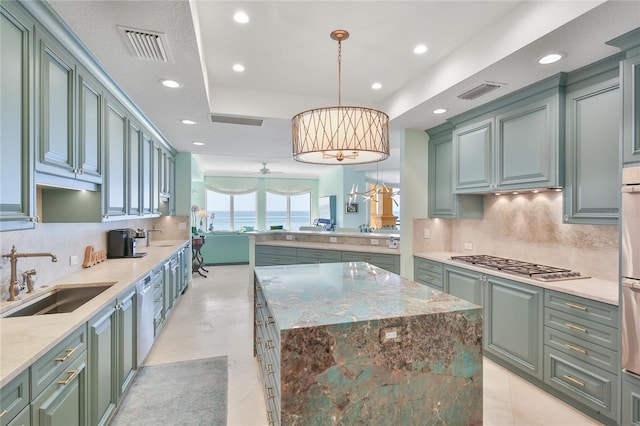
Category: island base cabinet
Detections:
[
  {"x1": 0, "y1": 369, "x2": 29, "y2": 426},
  {"x1": 6, "y1": 405, "x2": 30, "y2": 426},
  {"x1": 31, "y1": 351, "x2": 88, "y2": 426},
  {"x1": 623, "y1": 371, "x2": 640, "y2": 426}
]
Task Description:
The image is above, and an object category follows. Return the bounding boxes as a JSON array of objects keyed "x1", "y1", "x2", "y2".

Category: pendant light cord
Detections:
[{"x1": 337, "y1": 36, "x2": 342, "y2": 106}]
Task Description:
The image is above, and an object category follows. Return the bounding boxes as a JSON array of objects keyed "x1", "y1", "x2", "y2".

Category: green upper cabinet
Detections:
[
  {"x1": 427, "y1": 123, "x2": 483, "y2": 218},
  {"x1": 128, "y1": 120, "x2": 141, "y2": 216},
  {"x1": 104, "y1": 98, "x2": 128, "y2": 219},
  {"x1": 141, "y1": 134, "x2": 153, "y2": 215},
  {"x1": 564, "y1": 57, "x2": 621, "y2": 225},
  {"x1": 35, "y1": 28, "x2": 103, "y2": 188},
  {"x1": 452, "y1": 75, "x2": 565, "y2": 193},
  {"x1": 0, "y1": 3, "x2": 36, "y2": 231},
  {"x1": 622, "y1": 53, "x2": 640, "y2": 164}
]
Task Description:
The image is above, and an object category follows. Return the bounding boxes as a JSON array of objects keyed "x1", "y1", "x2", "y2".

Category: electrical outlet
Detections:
[
  {"x1": 286, "y1": 235, "x2": 293, "y2": 240},
  {"x1": 329, "y1": 237, "x2": 337, "y2": 243},
  {"x1": 69, "y1": 255, "x2": 78, "y2": 266},
  {"x1": 464, "y1": 242, "x2": 473, "y2": 251},
  {"x1": 370, "y1": 239, "x2": 379, "y2": 245},
  {"x1": 423, "y1": 228, "x2": 430, "y2": 239},
  {"x1": 178, "y1": 222, "x2": 187, "y2": 230}
]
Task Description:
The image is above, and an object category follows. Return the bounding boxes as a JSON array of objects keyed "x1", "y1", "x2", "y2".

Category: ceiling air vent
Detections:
[
  {"x1": 118, "y1": 25, "x2": 170, "y2": 62},
  {"x1": 209, "y1": 114, "x2": 263, "y2": 127},
  {"x1": 457, "y1": 81, "x2": 504, "y2": 101}
]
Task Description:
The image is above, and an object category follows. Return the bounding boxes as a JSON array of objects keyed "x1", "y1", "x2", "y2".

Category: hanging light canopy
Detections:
[{"x1": 292, "y1": 30, "x2": 390, "y2": 165}]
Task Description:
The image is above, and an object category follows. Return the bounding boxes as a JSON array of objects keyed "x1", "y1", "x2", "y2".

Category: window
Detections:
[
  {"x1": 266, "y1": 191, "x2": 311, "y2": 230},
  {"x1": 206, "y1": 190, "x2": 256, "y2": 231}
]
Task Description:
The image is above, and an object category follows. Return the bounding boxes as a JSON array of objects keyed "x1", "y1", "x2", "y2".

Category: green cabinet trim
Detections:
[
  {"x1": 622, "y1": 53, "x2": 640, "y2": 164},
  {"x1": 88, "y1": 303, "x2": 117, "y2": 426},
  {"x1": 622, "y1": 372, "x2": 640, "y2": 426}
]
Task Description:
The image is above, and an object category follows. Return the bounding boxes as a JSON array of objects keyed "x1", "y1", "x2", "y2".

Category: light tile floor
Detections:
[{"x1": 144, "y1": 264, "x2": 602, "y2": 426}]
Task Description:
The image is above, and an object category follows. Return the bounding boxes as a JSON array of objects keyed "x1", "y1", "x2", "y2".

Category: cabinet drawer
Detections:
[
  {"x1": 0, "y1": 369, "x2": 29, "y2": 426},
  {"x1": 296, "y1": 248, "x2": 341, "y2": 262},
  {"x1": 414, "y1": 268, "x2": 444, "y2": 290},
  {"x1": 544, "y1": 326, "x2": 618, "y2": 373},
  {"x1": 341, "y1": 251, "x2": 396, "y2": 269},
  {"x1": 5, "y1": 404, "x2": 29, "y2": 426},
  {"x1": 544, "y1": 308, "x2": 618, "y2": 349},
  {"x1": 256, "y1": 245, "x2": 297, "y2": 257},
  {"x1": 31, "y1": 325, "x2": 86, "y2": 398},
  {"x1": 256, "y1": 254, "x2": 297, "y2": 266},
  {"x1": 414, "y1": 257, "x2": 443, "y2": 275},
  {"x1": 545, "y1": 290, "x2": 617, "y2": 328},
  {"x1": 622, "y1": 371, "x2": 640, "y2": 426},
  {"x1": 544, "y1": 346, "x2": 618, "y2": 421}
]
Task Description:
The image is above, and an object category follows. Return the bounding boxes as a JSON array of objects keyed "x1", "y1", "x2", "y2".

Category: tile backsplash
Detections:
[
  {"x1": 414, "y1": 191, "x2": 619, "y2": 282},
  {"x1": 0, "y1": 216, "x2": 189, "y2": 300}
]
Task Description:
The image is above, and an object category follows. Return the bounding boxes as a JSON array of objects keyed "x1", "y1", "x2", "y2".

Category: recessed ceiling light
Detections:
[
  {"x1": 538, "y1": 53, "x2": 564, "y2": 65},
  {"x1": 413, "y1": 44, "x2": 428, "y2": 55},
  {"x1": 433, "y1": 108, "x2": 447, "y2": 114},
  {"x1": 233, "y1": 64, "x2": 245, "y2": 72},
  {"x1": 181, "y1": 119, "x2": 196, "y2": 125},
  {"x1": 233, "y1": 11, "x2": 249, "y2": 24},
  {"x1": 192, "y1": 141, "x2": 204, "y2": 146},
  {"x1": 371, "y1": 82, "x2": 382, "y2": 90},
  {"x1": 160, "y1": 79, "x2": 182, "y2": 88}
]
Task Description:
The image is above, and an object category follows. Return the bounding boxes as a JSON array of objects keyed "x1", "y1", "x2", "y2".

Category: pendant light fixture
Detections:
[{"x1": 292, "y1": 30, "x2": 390, "y2": 165}]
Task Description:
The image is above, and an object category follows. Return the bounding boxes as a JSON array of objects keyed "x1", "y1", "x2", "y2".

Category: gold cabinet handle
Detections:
[
  {"x1": 255, "y1": 320, "x2": 262, "y2": 328},
  {"x1": 565, "y1": 343, "x2": 587, "y2": 355},
  {"x1": 55, "y1": 348, "x2": 76, "y2": 362},
  {"x1": 58, "y1": 369, "x2": 78, "y2": 385},
  {"x1": 266, "y1": 363, "x2": 275, "y2": 375},
  {"x1": 564, "y1": 302, "x2": 588, "y2": 311},
  {"x1": 266, "y1": 386, "x2": 275, "y2": 399},
  {"x1": 266, "y1": 316, "x2": 275, "y2": 325},
  {"x1": 267, "y1": 410, "x2": 275, "y2": 425},
  {"x1": 0, "y1": 410, "x2": 7, "y2": 418},
  {"x1": 565, "y1": 323, "x2": 588, "y2": 333},
  {"x1": 563, "y1": 374, "x2": 585, "y2": 387},
  {"x1": 266, "y1": 339, "x2": 275, "y2": 350}
]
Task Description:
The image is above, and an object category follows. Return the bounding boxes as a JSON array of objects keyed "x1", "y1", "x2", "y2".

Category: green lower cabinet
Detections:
[
  {"x1": 88, "y1": 302, "x2": 118, "y2": 426},
  {"x1": 443, "y1": 265, "x2": 482, "y2": 306},
  {"x1": 117, "y1": 289, "x2": 137, "y2": 398},
  {"x1": 6, "y1": 405, "x2": 30, "y2": 426},
  {"x1": 413, "y1": 257, "x2": 443, "y2": 290},
  {"x1": 341, "y1": 251, "x2": 400, "y2": 274},
  {"x1": 32, "y1": 350, "x2": 88, "y2": 426},
  {"x1": 483, "y1": 275, "x2": 543, "y2": 380},
  {"x1": 0, "y1": 369, "x2": 29, "y2": 426},
  {"x1": 544, "y1": 346, "x2": 618, "y2": 423},
  {"x1": 623, "y1": 371, "x2": 640, "y2": 426}
]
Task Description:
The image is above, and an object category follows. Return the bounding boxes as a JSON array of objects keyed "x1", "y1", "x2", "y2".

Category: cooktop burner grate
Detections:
[{"x1": 450, "y1": 255, "x2": 590, "y2": 282}]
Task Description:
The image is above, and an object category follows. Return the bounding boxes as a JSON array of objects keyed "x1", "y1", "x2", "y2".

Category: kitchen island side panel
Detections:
[{"x1": 279, "y1": 311, "x2": 483, "y2": 425}]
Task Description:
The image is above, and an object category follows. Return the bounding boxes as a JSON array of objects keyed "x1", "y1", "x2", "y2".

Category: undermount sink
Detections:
[{"x1": 3, "y1": 283, "x2": 116, "y2": 318}]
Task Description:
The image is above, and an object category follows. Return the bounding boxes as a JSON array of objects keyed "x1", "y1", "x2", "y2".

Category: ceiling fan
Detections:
[{"x1": 246, "y1": 162, "x2": 283, "y2": 176}]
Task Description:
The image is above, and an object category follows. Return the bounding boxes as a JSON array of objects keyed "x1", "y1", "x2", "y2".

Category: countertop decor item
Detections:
[{"x1": 292, "y1": 29, "x2": 389, "y2": 165}]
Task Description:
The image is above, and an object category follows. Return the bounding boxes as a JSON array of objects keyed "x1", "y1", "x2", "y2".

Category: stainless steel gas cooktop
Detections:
[{"x1": 450, "y1": 255, "x2": 590, "y2": 282}]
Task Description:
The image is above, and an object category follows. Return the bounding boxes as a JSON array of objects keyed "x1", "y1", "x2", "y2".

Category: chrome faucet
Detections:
[{"x1": 2, "y1": 246, "x2": 57, "y2": 301}]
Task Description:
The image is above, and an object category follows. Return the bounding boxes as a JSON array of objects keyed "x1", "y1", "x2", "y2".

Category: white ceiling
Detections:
[{"x1": 47, "y1": 1, "x2": 640, "y2": 179}]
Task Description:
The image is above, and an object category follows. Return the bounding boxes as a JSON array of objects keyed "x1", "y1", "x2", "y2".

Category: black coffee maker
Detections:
[{"x1": 107, "y1": 228, "x2": 147, "y2": 258}]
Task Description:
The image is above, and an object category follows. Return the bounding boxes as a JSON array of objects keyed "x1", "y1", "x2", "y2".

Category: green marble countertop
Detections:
[{"x1": 254, "y1": 262, "x2": 480, "y2": 330}]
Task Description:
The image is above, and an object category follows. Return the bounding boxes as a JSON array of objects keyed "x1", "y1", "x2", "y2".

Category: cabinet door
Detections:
[
  {"x1": 141, "y1": 134, "x2": 152, "y2": 215},
  {"x1": 622, "y1": 371, "x2": 640, "y2": 426},
  {"x1": 152, "y1": 144, "x2": 161, "y2": 214},
  {"x1": 484, "y1": 275, "x2": 543, "y2": 380},
  {"x1": 622, "y1": 53, "x2": 640, "y2": 164},
  {"x1": 444, "y1": 265, "x2": 482, "y2": 306},
  {"x1": 88, "y1": 303, "x2": 117, "y2": 426},
  {"x1": 163, "y1": 262, "x2": 172, "y2": 318},
  {"x1": 168, "y1": 156, "x2": 176, "y2": 215},
  {"x1": 32, "y1": 352, "x2": 88, "y2": 426},
  {"x1": 429, "y1": 131, "x2": 456, "y2": 217},
  {"x1": 0, "y1": 5, "x2": 35, "y2": 231},
  {"x1": 171, "y1": 260, "x2": 179, "y2": 302},
  {"x1": 37, "y1": 34, "x2": 75, "y2": 179},
  {"x1": 564, "y1": 79, "x2": 620, "y2": 224},
  {"x1": 454, "y1": 118, "x2": 493, "y2": 192},
  {"x1": 496, "y1": 96, "x2": 558, "y2": 189},
  {"x1": 128, "y1": 122, "x2": 141, "y2": 216},
  {"x1": 117, "y1": 289, "x2": 137, "y2": 398},
  {"x1": 76, "y1": 67, "x2": 102, "y2": 183},
  {"x1": 104, "y1": 100, "x2": 127, "y2": 218}
]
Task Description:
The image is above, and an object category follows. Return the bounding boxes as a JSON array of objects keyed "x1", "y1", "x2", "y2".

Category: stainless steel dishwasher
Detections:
[{"x1": 136, "y1": 272, "x2": 156, "y2": 366}]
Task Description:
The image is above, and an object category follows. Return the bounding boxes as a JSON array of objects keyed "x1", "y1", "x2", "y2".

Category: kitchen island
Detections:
[{"x1": 254, "y1": 262, "x2": 483, "y2": 425}]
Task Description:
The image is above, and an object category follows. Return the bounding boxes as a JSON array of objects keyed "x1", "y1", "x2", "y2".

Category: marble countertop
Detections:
[
  {"x1": 414, "y1": 251, "x2": 619, "y2": 306},
  {"x1": 255, "y1": 262, "x2": 480, "y2": 330},
  {"x1": 0, "y1": 239, "x2": 189, "y2": 387}
]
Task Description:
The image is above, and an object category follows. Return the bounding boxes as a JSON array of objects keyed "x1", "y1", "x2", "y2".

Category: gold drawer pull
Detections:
[
  {"x1": 58, "y1": 369, "x2": 78, "y2": 385},
  {"x1": 565, "y1": 343, "x2": 587, "y2": 355},
  {"x1": 256, "y1": 303, "x2": 263, "y2": 309},
  {"x1": 267, "y1": 410, "x2": 275, "y2": 425},
  {"x1": 0, "y1": 410, "x2": 7, "y2": 418},
  {"x1": 256, "y1": 336, "x2": 262, "y2": 345},
  {"x1": 266, "y1": 316, "x2": 275, "y2": 324},
  {"x1": 565, "y1": 323, "x2": 588, "y2": 333},
  {"x1": 266, "y1": 363, "x2": 275, "y2": 375},
  {"x1": 266, "y1": 339, "x2": 275, "y2": 350},
  {"x1": 55, "y1": 347, "x2": 77, "y2": 362},
  {"x1": 255, "y1": 320, "x2": 262, "y2": 328},
  {"x1": 256, "y1": 354, "x2": 262, "y2": 363},
  {"x1": 564, "y1": 302, "x2": 588, "y2": 311},
  {"x1": 266, "y1": 386, "x2": 275, "y2": 399},
  {"x1": 563, "y1": 374, "x2": 585, "y2": 387}
]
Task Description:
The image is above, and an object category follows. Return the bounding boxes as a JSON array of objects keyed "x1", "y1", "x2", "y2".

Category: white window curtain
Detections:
[
  {"x1": 264, "y1": 178, "x2": 315, "y2": 196},
  {"x1": 204, "y1": 176, "x2": 259, "y2": 195}
]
